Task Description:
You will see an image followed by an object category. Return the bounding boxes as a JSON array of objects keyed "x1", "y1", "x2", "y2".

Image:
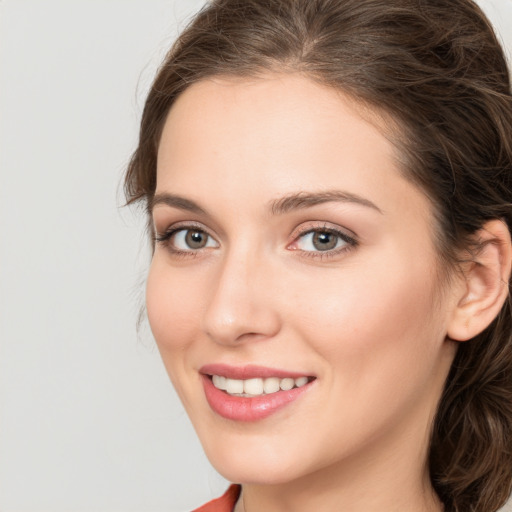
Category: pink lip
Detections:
[
  {"x1": 200, "y1": 363, "x2": 311, "y2": 380},
  {"x1": 199, "y1": 364, "x2": 315, "y2": 422}
]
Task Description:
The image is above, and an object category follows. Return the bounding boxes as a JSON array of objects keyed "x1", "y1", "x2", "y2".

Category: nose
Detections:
[{"x1": 201, "y1": 248, "x2": 281, "y2": 346}]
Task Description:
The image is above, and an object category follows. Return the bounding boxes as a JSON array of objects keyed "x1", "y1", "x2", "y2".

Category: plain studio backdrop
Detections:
[{"x1": 1, "y1": 1, "x2": 511, "y2": 511}]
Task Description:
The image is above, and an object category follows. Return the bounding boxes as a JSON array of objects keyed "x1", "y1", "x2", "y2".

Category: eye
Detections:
[
  {"x1": 155, "y1": 227, "x2": 219, "y2": 252},
  {"x1": 299, "y1": 231, "x2": 342, "y2": 251},
  {"x1": 173, "y1": 229, "x2": 216, "y2": 250},
  {"x1": 289, "y1": 227, "x2": 356, "y2": 255}
]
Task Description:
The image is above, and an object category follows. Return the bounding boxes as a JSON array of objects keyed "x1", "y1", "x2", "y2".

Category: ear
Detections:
[{"x1": 447, "y1": 219, "x2": 512, "y2": 342}]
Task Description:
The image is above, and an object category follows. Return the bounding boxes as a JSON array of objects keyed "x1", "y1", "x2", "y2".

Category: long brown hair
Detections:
[{"x1": 125, "y1": 1, "x2": 512, "y2": 510}]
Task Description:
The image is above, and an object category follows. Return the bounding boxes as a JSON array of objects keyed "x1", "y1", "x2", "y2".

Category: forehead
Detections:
[
  {"x1": 155, "y1": 73, "x2": 430, "y2": 225},
  {"x1": 159, "y1": 75, "x2": 392, "y2": 177}
]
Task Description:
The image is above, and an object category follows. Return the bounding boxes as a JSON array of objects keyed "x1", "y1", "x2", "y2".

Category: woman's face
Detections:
[{"x1": 147, "y1": 74, "x2": 459, "y2": 485}]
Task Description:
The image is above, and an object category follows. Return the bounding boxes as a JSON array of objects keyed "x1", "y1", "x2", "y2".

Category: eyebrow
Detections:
[
  {"x1": 149, "y1": 193, "x2": 209, "y2": 216},
  {"x1": 149, "y1": 190, "x2": 383, "y2": 216},
  {"x1": 269, "y1": 191, "x2": 383, "y2": 215}
]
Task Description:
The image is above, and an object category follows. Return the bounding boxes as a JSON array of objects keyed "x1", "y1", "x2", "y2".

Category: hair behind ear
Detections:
[{"x1": 431, "y1": 222, "x2": 512, "y2": 512}]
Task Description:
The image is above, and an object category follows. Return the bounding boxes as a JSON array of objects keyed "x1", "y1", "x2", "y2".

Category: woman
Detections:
[{"x1": 125, "y1": 0, "x2": 512, "y2": 510}]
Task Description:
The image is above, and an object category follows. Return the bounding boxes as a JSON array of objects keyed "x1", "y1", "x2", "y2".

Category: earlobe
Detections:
[{"x1": 447, "y1": 220, "x2": 512, "y2": 342}]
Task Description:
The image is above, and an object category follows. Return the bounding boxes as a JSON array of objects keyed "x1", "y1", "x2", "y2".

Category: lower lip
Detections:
[{"x1": 201, "y1": 375, "x2": 313, "y2": 422}]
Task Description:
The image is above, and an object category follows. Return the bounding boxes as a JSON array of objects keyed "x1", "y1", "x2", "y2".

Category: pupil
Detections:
[
  {"x1": 313, "y1": 232, "x2": 337, "y2": 251},
  {"x1": 186, "y1": 230, "x2": 206, "y2": 248}
]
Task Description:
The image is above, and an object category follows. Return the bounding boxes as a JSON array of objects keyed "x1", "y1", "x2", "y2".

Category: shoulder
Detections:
[{"x1": 192, "y1": 485, "x2": 242, "y2": 512}]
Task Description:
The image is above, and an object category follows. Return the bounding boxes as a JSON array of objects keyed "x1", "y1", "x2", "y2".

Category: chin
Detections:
[
  {"x1": 213, "y1": 460, "x2": 301, "y2": 486},
  {"x1": 200, "y1": 435, "x2": 306, "y2": 485}
]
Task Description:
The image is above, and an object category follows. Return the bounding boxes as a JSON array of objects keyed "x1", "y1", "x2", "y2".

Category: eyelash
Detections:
[
  {"x1": 153, "y1": 223, "x2": 358, "y2": 260},
  {"x1": 153, "y1": 223, "x2": 213, "y2": 258},
  {"x1": 290, "y1": 226, "x2": 358, "y2": 260}
]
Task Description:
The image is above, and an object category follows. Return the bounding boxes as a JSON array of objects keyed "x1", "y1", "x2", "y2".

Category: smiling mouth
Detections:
[
  {"x1": 208, "y1": 375, "x2": 316, "y2": 397},
  {"x1": 201, "y1": 367, "x2": 317, "y2": 421}
]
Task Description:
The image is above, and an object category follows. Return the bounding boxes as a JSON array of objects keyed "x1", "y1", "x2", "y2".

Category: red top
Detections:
[{"x1": 192, "y1": 485, "x2": 242, "y2": 512}]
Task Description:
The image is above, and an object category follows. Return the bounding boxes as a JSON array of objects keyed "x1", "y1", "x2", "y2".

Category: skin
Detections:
[{"x1": 146, "y1": 73, "x2": 468, "y2": 511}]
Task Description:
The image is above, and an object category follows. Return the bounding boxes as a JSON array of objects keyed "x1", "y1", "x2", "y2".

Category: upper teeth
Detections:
[{"x1": 212, "y1": 375, "x2": 310, "y2": 396}]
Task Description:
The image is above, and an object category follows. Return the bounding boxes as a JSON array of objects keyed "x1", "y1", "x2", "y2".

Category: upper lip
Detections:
[{"x1": 200, "y1": 363, "x2": 314, "y2": 380}]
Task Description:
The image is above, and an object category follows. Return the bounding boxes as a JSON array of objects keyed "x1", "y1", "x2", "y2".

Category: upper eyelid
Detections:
[
  {"x1": 154, "y1": 226, "x2": 220, "y2": 254},
  {"x1": 156, "y1": 222, "x2": 355, "y2": 235},
  {"x1": 290, "y1": 221, "x2": 357, "y2": 241},
  {"x1": 154, "y1": 220, "x2": 358, "y2": 246},
  {"x1": 291, "y1": 228, "x2": 357, "y2": 248},
  {"x1": 152, "y1": 214, "x2": 228, "y2": 241},
  {"x1": 153, "y1": 223, "x2": 216, "y2": 247},
  {"x1": 297, "y1": 226, "x2": 351, "y2": 237},
  {"x1": 154, "y1": 220, "x2": 211, "y2": 236}
]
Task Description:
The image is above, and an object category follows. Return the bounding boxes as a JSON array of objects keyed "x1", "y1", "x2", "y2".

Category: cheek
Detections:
[
  {"x1": 277, "y1": 253, "x2": 449, "y2": 460},
  {"x1": 146, "y1": 257, "x2": 203, "y2": 355},
  {"x1": 146, "y1": 257, "x2": 212, "y2": 408},
  {"x1": 286, "y1": 249, "x2": 445, "y2": 386}
]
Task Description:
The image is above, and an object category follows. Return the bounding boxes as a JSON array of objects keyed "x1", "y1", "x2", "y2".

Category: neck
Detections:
[
  {"x1": 234, "y1": 417, "x2": 443, "y2": 512},
  {"x1": 236, "y1": 476, "x2": 443, "y2": 512}
]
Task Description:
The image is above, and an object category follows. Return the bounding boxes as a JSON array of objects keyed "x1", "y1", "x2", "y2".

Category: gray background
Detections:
[{"x1": 0, "y1": 1, "x2": 511, "y2": 510}]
